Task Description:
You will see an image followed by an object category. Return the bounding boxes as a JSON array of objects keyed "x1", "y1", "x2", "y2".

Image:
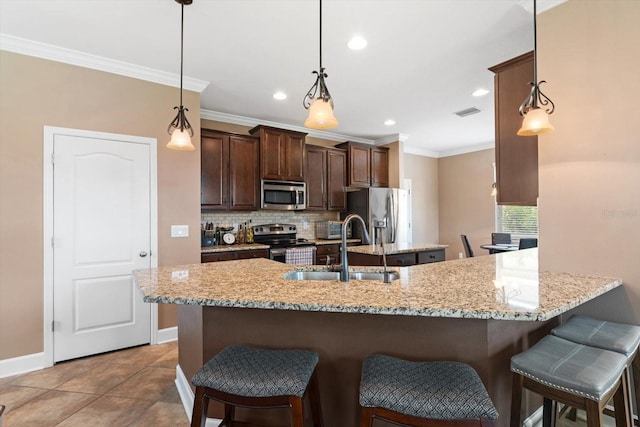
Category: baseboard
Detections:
[
  {"x1": 157, "y1": 326, "x2": 178, "y2": 344},
  {"x1": 0, "y1": 351, "x2": 47, "y2": 378},
  {"x1": 176, "y1": 364, "x2": 222, "y2": 426}
]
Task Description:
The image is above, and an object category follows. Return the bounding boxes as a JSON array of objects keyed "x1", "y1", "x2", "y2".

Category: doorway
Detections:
[{"x1": 43, "y1": 127, "x2": 158, "y2": 365}]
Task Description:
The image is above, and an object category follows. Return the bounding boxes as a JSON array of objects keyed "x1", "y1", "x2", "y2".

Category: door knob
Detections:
[{"x1": 139, "y1": 251, "x2": 148, "y2": 257}]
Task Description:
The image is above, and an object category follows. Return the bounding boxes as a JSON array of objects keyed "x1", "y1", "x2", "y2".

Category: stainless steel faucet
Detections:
[
  {"x1": 374, "y1": 224, "x2": 392, "y2": 284},
  {"x1": 340, "y1": 213, "x2": 371, "y2": 282}
]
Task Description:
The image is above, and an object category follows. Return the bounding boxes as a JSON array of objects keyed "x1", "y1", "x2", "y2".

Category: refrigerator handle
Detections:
[{"x1": 388, "y1": 192, "x2": 396, "y2": 243}]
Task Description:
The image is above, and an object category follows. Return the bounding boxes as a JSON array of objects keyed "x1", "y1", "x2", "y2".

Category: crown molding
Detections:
[
  {"x1": 0, "y1": 33, "x2": 209, "y2": 93},
  {"x1": 200, "y1": 109, "x2": 376, "y2": 144},
  {"x1": 403, "y1": 145, "x2": 440, "y2": 158},
  {"x1": 375, "y1": 133, "x2": 410, "y2": 146},
  {"x1": 437, "y1": 142, "x2": 495, "y2": 158}
]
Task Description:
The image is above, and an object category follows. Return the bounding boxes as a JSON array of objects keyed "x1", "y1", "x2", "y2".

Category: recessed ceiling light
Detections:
[
  {"x1": 472, "y1": 88, "x2": 490, "y2": 97},
  {"x1": 348, "y1": 36, "x2": 367, "y2": 50},
  {"x1": 384, "y1": 119, "x2": 396, "y2": 126},
  {"x1": 273, "y1": 91, "x2": 287, "y2": 100}
]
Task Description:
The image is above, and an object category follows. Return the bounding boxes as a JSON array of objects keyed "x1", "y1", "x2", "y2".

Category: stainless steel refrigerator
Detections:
[{"x1": 345, "y1": 187, "x2": 411, "y2": 246}]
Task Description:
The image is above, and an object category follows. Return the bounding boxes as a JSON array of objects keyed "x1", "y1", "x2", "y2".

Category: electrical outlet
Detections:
[
  {"x1": 458, "y1": 252, "x2": 464, "y2": 259},
  {"x1": 171, "y1": 225, "x2": 189, "y2": 238},
  {"x1": 303, "y1": 221, "x2": 309, "y2": 230},
  {"x1": 171, "y1": 270, "x2": 189, "y2": 280}
]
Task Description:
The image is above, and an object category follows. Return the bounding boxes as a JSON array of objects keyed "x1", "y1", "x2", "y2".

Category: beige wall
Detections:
[
  {"x1": 404, "y1": 153, "x2": 439, "y2": 244},
  {"x1": 538, "y1": 0, "x2": 640, "y2": 324},
  {"x1": 438, "y1": 149, "x2": 496, "y2": 260},
  {"x1": 0, "y1": 51, "x2": 201, "y2": 359}
]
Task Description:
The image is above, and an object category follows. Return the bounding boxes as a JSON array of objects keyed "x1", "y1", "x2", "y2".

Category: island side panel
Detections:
[
  {"x1": 196, "y1": 306, "x2": 544, "y2": 427},
  {"x1": 177, "y1": 305, "x2": 204, "y2": 390}
]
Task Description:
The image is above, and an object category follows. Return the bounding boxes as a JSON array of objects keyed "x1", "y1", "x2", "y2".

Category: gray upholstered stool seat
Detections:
[
  {"x1": 190, "y1": 345, "x2": 323, "y2": 427},
  {"x1": 551, "y1": 315, "x2": 640, "y2": 421},
  {"x1": 359, "y1": 354, "x2": 498, "y2": 426},
  {"x1": 510, "y1": 335, "x2": 630, "y2": 427}
]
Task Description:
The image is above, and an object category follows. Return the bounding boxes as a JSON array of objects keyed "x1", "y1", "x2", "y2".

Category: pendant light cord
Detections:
[
  {"x1": 319, "y1": 0, "x2": 323, "y2": 69},
  {"x1": 180, "y1": 2, "x2": 184, "y2": 107},
  {"x1": 533, "y1": 0, "x2": 537, "y2": 86}
]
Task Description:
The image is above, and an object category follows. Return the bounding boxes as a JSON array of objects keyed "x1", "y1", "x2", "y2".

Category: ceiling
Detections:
[{"x1": 0, "y1": 0, "x2": 565, "y2": 156}]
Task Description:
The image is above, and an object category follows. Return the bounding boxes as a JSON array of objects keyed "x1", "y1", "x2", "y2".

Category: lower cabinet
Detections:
[
  {"x1": 315, "y1": 244, "x2": 340, "y2": 265},
  {"x1": 347, "y1": 249, "x2": 445, "y2": 267},
  {"x1": 201, "y1": 249, "x2": 269, "y2": 263}
]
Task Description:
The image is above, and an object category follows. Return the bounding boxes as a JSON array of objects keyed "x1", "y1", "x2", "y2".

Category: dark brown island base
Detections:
[{"x1": 133, "y1": 249, "x2": 622, "y2": 427}]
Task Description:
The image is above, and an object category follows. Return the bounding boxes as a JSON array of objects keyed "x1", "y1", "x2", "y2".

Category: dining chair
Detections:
[
  {"x1": 460, "y1": 235, "x2": 474, "y2": 258},
  {"x1": 518, "y1": 238, "x2": 538, "y2": 249},
  {"x1": 491, "y1": 233, "x2": 511, "y2": 245}
]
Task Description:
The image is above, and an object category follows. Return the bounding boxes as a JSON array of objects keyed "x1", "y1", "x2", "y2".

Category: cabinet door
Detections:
[
  {"x1": 260, "y1": 128, "x2": 285, "y2": 180},
  {"x1": 285, "y1": 133, "x2": 305, "y2": 182},
  {"x1": 236, "y1": 249, "x2": 269, "y2": 259},
  {"x1": 327, "y1": 149, "x2": 347, "y2": 211},
  {"x1": 370, "y1": 147, "x2": 389, "y2": 188},
  {"x1": 349, "y1": 144, "x2": 371, "y2": 187},
  {"x1": 490, "y1": 52, "x2": 538, "y2": 206},
  {"x1": 416, "y1": 249, "x2": 445, "y2": 264},
  {"x1": 306, "y1": 146, "x2": 327, "y2": 210},
  {"x1": 201, "y1": 132, "x2": 229, "y2": 210},
  {"x1": 229, "y1": 136, "x2": 260, "y2": 210},
  {"x1": 386, "y1": 253, "x2": 417, "y2": 266},
  {"x1": 201, "y1": 251, "x2": 237, "y2": 263}
]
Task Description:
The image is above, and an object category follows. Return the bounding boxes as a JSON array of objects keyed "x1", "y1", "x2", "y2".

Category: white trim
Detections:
[
  {"x1": 43, "y1": 126, "x2": 159, "y2": 366},
  {"x1": 157, "y1": 327, "x2": 178, "y2": 344},
  {"x1": 437, "y1": 142, "x2": 495, "y2": 158},
  {"x1": 375, "y1": 133, "x2": 410, "y2": 145},
  {"x1": 201, "y1": 109, "x2": 376, "y2": 145},
  {"x1": 0, "y1": 352, "x2": 47, "y2": 378},
  {"x1": 403, "y1": 145, "x2": 439, "y2": 158},
  {"x1": 0, "y1": 34, "x2": 209, "y2": 93},
  {"x1": 176, "y1": 364, "x2": 222, "y2": 426}
]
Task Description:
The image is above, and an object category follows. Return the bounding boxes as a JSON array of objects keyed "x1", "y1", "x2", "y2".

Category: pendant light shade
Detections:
[
  {"x1": 304, "y1": 98, "x2": 339, "y2": 129},
  {"x1": 518, "y1": 0, "x2": 555, "y2": 137},
  {"x1": 167, "y1": 0, "x2": 195, "y2": 151},
  {"x1": 517, "y1": 107, "x2": 555, "y2": 136},
  {"x1": 303, "y1": 0, "x2": 338, "y2": 130}
]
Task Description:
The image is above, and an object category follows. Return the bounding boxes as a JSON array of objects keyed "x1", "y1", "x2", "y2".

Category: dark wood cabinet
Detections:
[
  {"x1": 201, "y1": 248, "x2": 269, "y2": 263},
  {"x1": 305, "y1": 145, "x2": 347, "y2": 211},
  {"x1": 315, "y1": 244, "x2": 340, "y2": 266},
  {"x1": 489, "y1": 52, "x2": 538, "y2": 206},
  {"x1": 336, "y1": 141, "x2": 389, "y2": 188},
  {"x1": 348, "y1": 248, "x2": 445, "y2": 267},
  {"x1": 201, "y1": 129, "x2": 260, "y2": 211},
  {"x1": 249, "y1": 125, "x2": 307, "y2": 182}
]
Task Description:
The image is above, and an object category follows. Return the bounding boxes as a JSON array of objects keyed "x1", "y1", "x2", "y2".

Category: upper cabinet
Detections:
[
  {"x1": 249, "y1": 125, "x2": 307, "y2": 182},
  {"x1": 305, "y1": 145, "x2": 347, "y2": 211},
  {"x1": 336, "y1": 141, "x2": 389, "y2": 188},
  {"x1": 489, "y1": 52, "x2": 538, "y2": 206},
  {"x1": 201, "y1": 129, "x2": 260, "y2": 211}
]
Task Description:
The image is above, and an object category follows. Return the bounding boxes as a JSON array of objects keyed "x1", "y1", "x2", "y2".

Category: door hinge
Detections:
[
  {"x1": 51, "y1": 153, "x2": 55, "y2": 164},
  {"x1": 51, "y1": 320, "x2": 55, "y2": 332}
]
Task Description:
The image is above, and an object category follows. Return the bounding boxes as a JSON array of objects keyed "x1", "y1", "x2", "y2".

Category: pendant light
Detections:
[
  {"x1": 517, "y1": 0, "x2": 555, "y2": 136},
  {"x1": 167, "y1": 0, "x2": 195, "y2": 151},
  {"x1": 303, "y1": 0, "x2": 338, "y2": 130}
]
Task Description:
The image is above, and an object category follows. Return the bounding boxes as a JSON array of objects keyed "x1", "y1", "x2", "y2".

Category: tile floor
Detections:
[{"x1": 0, "y1": 341, "x2": 189, "y2": 426}]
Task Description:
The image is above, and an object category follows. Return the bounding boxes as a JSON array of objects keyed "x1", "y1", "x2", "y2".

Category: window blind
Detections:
[{"x1": 496, "y1": 205, "x2": 538, "y2": 236}]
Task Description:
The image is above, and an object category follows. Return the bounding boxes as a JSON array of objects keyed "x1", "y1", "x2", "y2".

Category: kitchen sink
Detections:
[{"x1": 284, "y1": 270, "x2": 399, "y2": 281}]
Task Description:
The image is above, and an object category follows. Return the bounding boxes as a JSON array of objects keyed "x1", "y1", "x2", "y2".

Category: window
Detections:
[{"x1": 496, "y1": 205, "x2": 538, "y2": 236}]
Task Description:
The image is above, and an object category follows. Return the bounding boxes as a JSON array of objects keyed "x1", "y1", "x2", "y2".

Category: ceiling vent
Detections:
[{"x1": 454, "y1": 107, "x2": 481, "y2": 117}]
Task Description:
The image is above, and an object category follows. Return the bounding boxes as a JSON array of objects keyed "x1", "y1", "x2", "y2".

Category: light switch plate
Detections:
[{"x1": 171, "y1": 225, "x2": 189, "y2": 238}]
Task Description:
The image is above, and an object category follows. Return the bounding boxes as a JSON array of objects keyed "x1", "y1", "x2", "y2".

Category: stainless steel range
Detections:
[{"x1": 253, "y1": 223, "x2": 315, "y2": 263}]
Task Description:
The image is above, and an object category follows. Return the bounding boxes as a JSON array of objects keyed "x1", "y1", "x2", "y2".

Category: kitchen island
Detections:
[
  {"x1": 348, "y1": 241, "x2": 448, "y2": 266},
  {"x1": 133, "y1": 249, "x2": 622, "y2": 426}
]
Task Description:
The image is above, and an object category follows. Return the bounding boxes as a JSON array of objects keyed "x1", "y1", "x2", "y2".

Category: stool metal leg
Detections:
[{"x1": 542, "y1": 398, "x2": 557, "y2": 427}]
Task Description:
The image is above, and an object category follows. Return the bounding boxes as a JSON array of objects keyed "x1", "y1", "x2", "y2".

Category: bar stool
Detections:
[
  {"x1": 190, "y1": 345, "x2": 323, "y2": 427},
  {"x1": 551, "y1": 315, "x2": 640, "y2": 423},
  {"x1": 510, "y1": 335, "x2": 630, "y2": 427},
  {"x1": 359, "y1": 354, "x2": 498, "y2": 427}
]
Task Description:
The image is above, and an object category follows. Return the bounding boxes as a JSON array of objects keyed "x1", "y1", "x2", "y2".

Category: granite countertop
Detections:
[
  {"x1": 348, "y1": 242, "x2": 448, "y2": 255},
  {"x1": 201, "y1": 243, "x2": 269, "y2": 253},
  {"x1": 201, "y1": 239, "x2": 361, "y2": 253},
  {"x1": 134, "y1": 248, "x2": 622, "y2": 321}
]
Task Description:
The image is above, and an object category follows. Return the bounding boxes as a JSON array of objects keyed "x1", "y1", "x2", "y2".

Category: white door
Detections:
[{"x1": 53, "y1": 134, "x2": 152, "y2": 362}]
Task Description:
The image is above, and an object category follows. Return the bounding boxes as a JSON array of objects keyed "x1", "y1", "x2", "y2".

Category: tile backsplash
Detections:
[{"x1": 201, "y1": 211, "x2": 340, "y2": 240}]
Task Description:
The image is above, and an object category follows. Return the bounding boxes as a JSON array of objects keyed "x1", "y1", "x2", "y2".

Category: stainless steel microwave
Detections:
[{"x1": 261, "y1": 180, "x2": 306, "y2": 211}]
